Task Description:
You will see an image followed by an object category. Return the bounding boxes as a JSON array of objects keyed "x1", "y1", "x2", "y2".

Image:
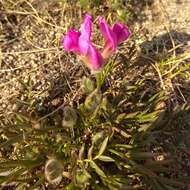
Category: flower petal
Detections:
[
  {"x1": 82, "y1": 44, "x2": 104, "y2": 71},
  {"x1": 63, "y1": 29, "x2": 80, "y2": 53},
  {"x1": 79, "y1": 14, "x2": 93, "y2": 55},
  {"x1": 112, "y1": 23, "x2": 130, "y2": 44},
  {"x1": 80, "y1": 14, "x2": 92, "y2": 41},
  {"x1": 99, "y1": 17, "x2": 117, "y2": 51}
]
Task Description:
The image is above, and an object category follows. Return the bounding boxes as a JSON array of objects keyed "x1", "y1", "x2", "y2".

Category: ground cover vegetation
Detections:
[{"x1": 0, "y1": 0, "x2": 190, "y2": 189}]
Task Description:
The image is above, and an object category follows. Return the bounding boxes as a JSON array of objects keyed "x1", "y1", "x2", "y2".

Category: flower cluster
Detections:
[{"x1": 62, "y1": 14, "x2": 130, "y2": 72}]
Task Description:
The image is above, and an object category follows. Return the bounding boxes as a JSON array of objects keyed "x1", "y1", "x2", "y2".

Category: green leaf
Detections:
[
  {"x1": 108, "y1": 149, "x2": 125, "y2": 158},
  {"x1": 0, "y1": 167, "x2": 26, "y2": 184},
  {"x1": 88, "y1": 145, "x2": 94, "y2": 160},
  {"x1": 0, "y1": 158, "x2": 43, "y2": 169},
  {"x1": 98, "y1": 155, "x2": 115, "y2": 162},
  {"x1": 30, "y1": 174, "x2": 45, "y2": 189},
  {"x1": 94, "y1": 137, "x2": 109, "y2": 159},
  {"x1": 96, "y1": 59, "x2": 113, "y2": 88},
  {"x1": 116, "y1": 113, "x2": 127, "y2": 123},
  {"x1": 90, "y1": 161, "x2": 106, "y2": 178},
  {"x1": 114, "y1": 144, "x2": 133, "y2": 149},
  {"x1": 125, "y1": 151, "x2": 156, "y2": 160}
]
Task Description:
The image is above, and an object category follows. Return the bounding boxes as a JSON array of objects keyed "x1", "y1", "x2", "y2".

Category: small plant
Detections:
[
  {"x1": 1, "y1": 55, "x2": 188, "y2": 189},
  {"x1": 0, "y1": 3, "x2": 190, "y2": 190}
]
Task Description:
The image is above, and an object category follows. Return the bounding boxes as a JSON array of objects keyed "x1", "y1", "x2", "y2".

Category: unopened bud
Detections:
[
  {"x1": 62, "y1": 106, "x2": 77, "y2": 127},
  {"x1": 84, "y1": 89, "x2": 102, "y2": 112},
  {"x1": 45, "y1": 159, "x2": 63, "y2": 185},
  {"x1": 81, "y1": 77, "x2": 95, "y2": 93}
]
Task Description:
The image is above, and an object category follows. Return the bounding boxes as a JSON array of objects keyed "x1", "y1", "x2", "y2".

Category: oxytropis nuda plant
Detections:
[
  {"x1": 0, "y1": 11, "x2": 186, "y2": 190},
  {"x1": 62, "y1": 14, "x2": 130, "y2": 71}
]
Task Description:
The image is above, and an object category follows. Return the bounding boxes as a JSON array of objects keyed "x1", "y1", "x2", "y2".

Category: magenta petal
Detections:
[
  {"x1": 112, "y1": 23, "x2": 130, "y2": 44},
  {"x1": 99, "y1": 17, "x2": 117, "y2": 51},
  {"x1": 86, "y1": 44, "x2": 104, "y2": 71},
  {"x1": 79, "y1": 14, "x2": 92, "y2": 55},
  {"x1": 63, "y1": 29, "x2": 80, "y2": 53},
  {"x1": 80, "y1": 14, "x2": 92, "y2": 41}
]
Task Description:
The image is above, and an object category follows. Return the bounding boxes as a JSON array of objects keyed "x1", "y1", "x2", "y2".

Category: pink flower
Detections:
[
  {"x1": 99, "y1": 17, "x2": 130, "y2": 59},
  {"x1": 63, "y1": 15, "x2": 103, "y2": 71},
  {"x1": 62, "y1": 14, "x2": 130, "y2": 72}
]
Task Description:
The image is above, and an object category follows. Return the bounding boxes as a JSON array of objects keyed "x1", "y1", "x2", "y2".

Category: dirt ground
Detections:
[
  {"x1": 139, "y1": 0, "x2": 190, "y2": 37},
  {"x1": 0, "y1": 0, "x2": 190, "y2": 114}
]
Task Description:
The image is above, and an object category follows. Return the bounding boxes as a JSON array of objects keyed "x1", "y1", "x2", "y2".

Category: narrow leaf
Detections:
[
  {"x1": 90, "y1": 161, "x2": 106, "y2": 178},
  {"x1": 94, "y1": 137, "x2": 109, "y2": 159},
  {"x1": 98, "y1": 155, "x2": 115, "y2": 162}
]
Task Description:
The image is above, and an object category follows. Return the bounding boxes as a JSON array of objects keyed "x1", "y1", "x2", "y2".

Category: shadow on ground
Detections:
[
  {"x1": 129, "y1": 30, "x2": 190, "y2": 106},
  {"x1": 139, "y1": 30, "x2": 190, "y2": 62},
  {"x1": 130, "y1": 30, "x2": 190, "y2": 189}
]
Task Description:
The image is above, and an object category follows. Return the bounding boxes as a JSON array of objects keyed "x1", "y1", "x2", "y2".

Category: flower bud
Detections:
[
  {"x1": 84, "y1": 89, "x2": 102, "y2": 112},
  {"x1": 62, "y1": 106, "x2": 77, "y2": 127},
  {"x1": 81, "y1": 77, "x2": 95, "y2": 94},
  {"x1": 45, "y1": 158, "x2": 63, "y2": 185}
]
